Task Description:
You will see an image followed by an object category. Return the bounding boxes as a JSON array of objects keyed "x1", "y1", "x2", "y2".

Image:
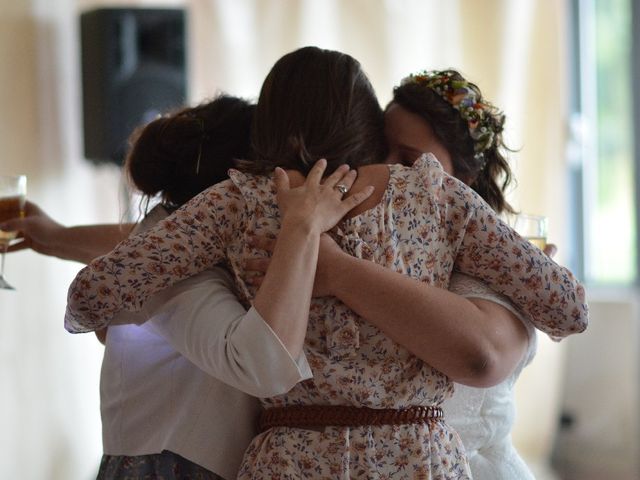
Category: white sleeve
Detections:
[{"x1": 140, "y1": 267, "x2": 312, "y2": 398}]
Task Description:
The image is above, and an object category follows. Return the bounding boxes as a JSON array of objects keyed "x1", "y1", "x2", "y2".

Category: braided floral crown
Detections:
[{"x1": 400, "y1": 70, "x2": 505, "y2": 162}]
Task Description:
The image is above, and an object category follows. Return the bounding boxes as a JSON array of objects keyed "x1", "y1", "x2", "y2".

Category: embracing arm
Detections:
[
  {"x1": 251, "y1": 162, "x2": 373, "y2": 358},
  {"x1": 452, "y1": 195, "x2": 587, "y2": 339},
  {"x1": 247, "y1": 232, "x2": 535, "y2": 387},
  {"x1": 64, "y1": 183, "x2": 235, "y2": 333},
  {"x1": 414, "y1": 155, "x2": 589, "y2": 339},
  {"x1": 129, "y1": 162, "x2": 370, "y2": 394},
  {"x1": 246, "y1": 233, "x2": 530, "y2": 388},
  {"x1": 38, "y1": 224, "x2": 134, "y2": 264},
  {"x1": 308, "y1": 235, "x2": 527, "y2": 387},
  {"x1": 64, "y1": 160, "x2": 374, "y2": 344},
  {"x1": 0, "y1": 201, "x2": 133, "y2": 264},
  {"x1": 250, "y1": 218, "x2": 320, "y2": 359},
  {"x1": 319, "y1": 246, "x2": 554, "y2": 387}
]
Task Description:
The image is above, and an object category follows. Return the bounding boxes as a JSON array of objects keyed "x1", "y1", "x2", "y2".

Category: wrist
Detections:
[
  {"x1": 280, "y1": 216, "x2": 321, "y2": 237},
  {"x1": 52, "y1": 225, "x2": 77, "y2": 259},
  {"x1": 323, "y1": 248, "x2": 355, "y2": 297}
]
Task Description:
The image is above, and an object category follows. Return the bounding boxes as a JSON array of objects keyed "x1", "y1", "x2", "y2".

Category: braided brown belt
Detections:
[{"x1": 259, "y1": 405, "x2": 444, "y2": 432}]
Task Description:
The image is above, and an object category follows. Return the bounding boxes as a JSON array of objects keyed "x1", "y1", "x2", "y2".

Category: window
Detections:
[{"x1": 575, "y1": 0, "x2": 637, "y2": 284}]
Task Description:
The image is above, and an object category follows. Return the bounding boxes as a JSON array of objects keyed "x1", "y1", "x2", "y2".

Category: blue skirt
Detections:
[{"x1": 97, "y1": 450, "x2": 225, "y2": 479}]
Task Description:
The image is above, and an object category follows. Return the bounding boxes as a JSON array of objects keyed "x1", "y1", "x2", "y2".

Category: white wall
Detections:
[
  {"x1": 552, "y1": 294, "x2": 640, "y2": 479},
  {"x1": 1, "y1": 0, "x2": 121, "y2": 478}
]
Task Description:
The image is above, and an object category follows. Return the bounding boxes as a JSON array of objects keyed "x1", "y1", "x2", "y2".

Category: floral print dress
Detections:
[{"x1": 65, "y1": 154, "x2": 588, "y2": 479}]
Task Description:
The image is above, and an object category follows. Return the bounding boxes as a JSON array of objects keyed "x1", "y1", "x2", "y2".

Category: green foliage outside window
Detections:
[{"x1": 589, "y1": 0, "x2": 636, "y2": 283}]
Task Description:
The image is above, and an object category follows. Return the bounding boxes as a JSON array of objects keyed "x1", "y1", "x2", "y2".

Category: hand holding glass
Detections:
[
  {"x1": 514, "y1": 213, "x2": 547, "y2": 250},
  {"x1": 0, "y1": 175, "x2": 27, "y2": 290}
]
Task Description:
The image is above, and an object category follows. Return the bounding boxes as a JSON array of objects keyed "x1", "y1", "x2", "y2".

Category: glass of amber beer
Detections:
[
  {"x1": 514, "y1": 213, "x2": 547, "y2": 251},
  {"x1": 0, "y1": 175, "x2": 26, "y2": 290}
]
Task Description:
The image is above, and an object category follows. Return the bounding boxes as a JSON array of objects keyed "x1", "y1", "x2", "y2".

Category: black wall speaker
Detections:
[{"x1": 80, "y1": 8, "x2": 187, "y2": 165}]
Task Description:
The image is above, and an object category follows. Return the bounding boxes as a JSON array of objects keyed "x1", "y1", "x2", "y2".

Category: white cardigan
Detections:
[{"x1": 100, "y1": 206, "x2": 312, "y2": 480}]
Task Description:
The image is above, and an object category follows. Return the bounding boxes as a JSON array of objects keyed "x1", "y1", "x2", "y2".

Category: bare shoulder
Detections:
[
  {"x1": 355, "y1": 163, "x2": 391, "y2": 181},
  {"x1": 343, "y1": 164, "x2": 391, "y2": 217}
]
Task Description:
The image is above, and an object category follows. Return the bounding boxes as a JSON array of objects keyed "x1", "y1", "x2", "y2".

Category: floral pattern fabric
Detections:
[
  {"x1": 237, "y1": 422, "x2": 470, "y2": 480},
  {"x1": 65, "y1": 154, "x2": 588, "y2": 478}
]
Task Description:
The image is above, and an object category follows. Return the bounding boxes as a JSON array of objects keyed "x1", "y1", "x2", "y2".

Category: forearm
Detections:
[
  {"x1": 51, "y1": 224, "x2": 134, "y2": 264},
  {"x1": 64, "y1": 189, "x2": 230, "y2": 334},
  {"x1": 250, "y1": 160, "x2": 371, "y2": 357},
  {"x1": 146, "y1": 269, "x2": 312, "y2": 397},
  {"x1": 328, "y1": 254, "x2": 524, "y2": 386},
  {"x1": 252, "y1": 219, "x2": 319, "y2": 358}
]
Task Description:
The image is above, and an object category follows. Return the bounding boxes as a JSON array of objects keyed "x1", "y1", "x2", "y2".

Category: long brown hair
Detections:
[{"x1": 246, "y1": 46, "x2": 387, "y2": 176}]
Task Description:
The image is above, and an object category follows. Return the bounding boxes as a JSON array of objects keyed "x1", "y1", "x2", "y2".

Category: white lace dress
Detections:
[{"x1": 443, "y1": 273, "x2": 537, "y2": 479}]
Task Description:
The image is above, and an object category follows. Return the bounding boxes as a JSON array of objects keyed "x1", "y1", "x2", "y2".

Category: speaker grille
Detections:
[{"x1": 80, "y1": 8, "x2": 187, "y2": 166}]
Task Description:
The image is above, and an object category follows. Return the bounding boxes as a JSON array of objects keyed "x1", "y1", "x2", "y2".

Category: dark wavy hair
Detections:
[
  {"x1": 391, "y1": 70, "x2": 516, "y2": 214},
  {"x1": 124, "y1": 94, "x2": 255, "y2": 209},
  {"x1": 245, "y1": 46, "x2": 387, "y2": 176}
]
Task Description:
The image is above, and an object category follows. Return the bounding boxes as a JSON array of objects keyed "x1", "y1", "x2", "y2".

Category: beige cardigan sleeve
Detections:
[{"x1": 143, "y1": 267, "x2": 313, "y2": 398}]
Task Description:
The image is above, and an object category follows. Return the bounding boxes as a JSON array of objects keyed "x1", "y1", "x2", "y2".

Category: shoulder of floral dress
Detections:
[
  {"x1": 228, "y1": 168, "x2": 272, "y2": 196},
  {"x1": 227, "y1": 167, "x2": 250, "y2": 185},
  {"x1": 410, "y1": 154, "x2": 485, "y2": 208},
  {"x1": 406, "y1": 152, "x2": 446, "y2": 193},
  {"x1": 412, "y1": 152, "x2": 443, "y2": 174},
  {"x1": 227, "y1": 168, "x2": 276, "y2": 212},
  {"x1": 162, "y1": 179, "x2": 243, "y2": 219}
]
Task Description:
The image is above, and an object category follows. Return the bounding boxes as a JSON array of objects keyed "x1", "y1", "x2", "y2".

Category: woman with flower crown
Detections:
[
  {"x1": 64, "y1": 47, "x2": 587, "y2": 478},
  {"x1": 388, "y1": 70, "x2": 537, "y2": 479}
]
